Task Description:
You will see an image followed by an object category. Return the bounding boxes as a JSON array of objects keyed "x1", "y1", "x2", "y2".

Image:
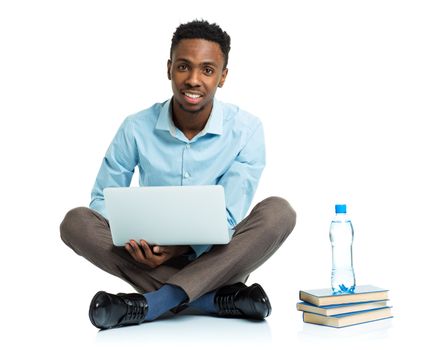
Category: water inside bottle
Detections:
[{"x1": 330, "y1": 219, "x2": 356, "y2": 294}]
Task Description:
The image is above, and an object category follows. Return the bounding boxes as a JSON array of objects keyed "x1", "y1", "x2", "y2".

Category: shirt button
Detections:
[
  {"x1": 186, "y1": 144, "x2": 191, "y2": 149},
  {"x1": 184, "y1": 172, "x2": 191, "y2": 178}
]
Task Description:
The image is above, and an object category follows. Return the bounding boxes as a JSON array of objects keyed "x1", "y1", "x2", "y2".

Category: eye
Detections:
[
  {"x1": 203, "y1": 67, "x2": 214, "y2": 76},
  {"x1": 177, "y1": 64, "x2": 188, "y2": 71}
]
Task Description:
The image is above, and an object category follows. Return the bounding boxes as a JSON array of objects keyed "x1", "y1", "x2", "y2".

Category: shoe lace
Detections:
[
  {"x1": 122, "y1": 298, "x2": 147, "y2": 322},
  {"x1": 217, "y1": 293, "x2": 242, "y2": 316}
]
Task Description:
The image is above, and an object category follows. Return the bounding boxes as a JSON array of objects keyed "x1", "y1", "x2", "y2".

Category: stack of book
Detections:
[{"x1": 297, "y1": 285, "x2": 393, "y2": 328}]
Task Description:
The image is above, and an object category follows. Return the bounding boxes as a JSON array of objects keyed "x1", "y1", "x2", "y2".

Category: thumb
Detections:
[{"x1": 152, "y1": 245, "x2": 167, "y2": 254}]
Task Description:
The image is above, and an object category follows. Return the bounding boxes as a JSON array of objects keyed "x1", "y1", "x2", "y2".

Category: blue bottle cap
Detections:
[{"x1": 335, "y1": 204, "x2": 347, "y2": 214}]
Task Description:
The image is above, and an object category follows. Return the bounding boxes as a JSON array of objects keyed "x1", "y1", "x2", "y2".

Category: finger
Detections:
[
  {"x1": 153, "y1": 245, "x2": 169, "y2": 255},
  {"x1": 126, "y1": 243, "x2": 139, "y2": 261},
  {"x1": 126, "y1": 242, "x2": 136, "y2": 254},
  {"x1": 140, "y1": 240, "x2": 155, "y2": 259},
  {"x1": 130, "y1": 240, "x2": 146, "y2": 261}
]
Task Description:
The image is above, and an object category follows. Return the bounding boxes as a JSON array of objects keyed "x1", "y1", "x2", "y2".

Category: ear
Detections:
[
  {"x1": 167, "y1": 59, "x2": 172, "y2": 80},
  {"x1": 218, "y1": 68, "x2": 229, "y2": 88}
]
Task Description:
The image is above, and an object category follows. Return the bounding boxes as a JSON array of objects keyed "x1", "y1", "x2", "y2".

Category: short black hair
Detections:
[{"x1": 170, "y1": 20, "x2": 231, "y2": 69}]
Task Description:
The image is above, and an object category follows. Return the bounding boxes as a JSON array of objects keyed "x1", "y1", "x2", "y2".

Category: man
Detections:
[{"x1": 60, "y1": 20, "x2": 296, "y2": 330}]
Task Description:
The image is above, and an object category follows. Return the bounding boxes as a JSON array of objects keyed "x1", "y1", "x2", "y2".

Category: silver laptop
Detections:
[{"x1": 104, "y1": 185, "x2": 232, "y2": 246}]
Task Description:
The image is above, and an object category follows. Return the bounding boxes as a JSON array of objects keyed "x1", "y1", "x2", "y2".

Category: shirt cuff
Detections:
[
  {"x1": 89, "y1": 199, "x2": 108, "y2": 220},
  {"x1": 188, "y1": 244, "x2": 212, "y2": 260}
]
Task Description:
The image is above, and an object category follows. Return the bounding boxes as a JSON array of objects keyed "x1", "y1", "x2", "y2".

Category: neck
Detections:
[{"x1": 171, "y1": 99, "x2": 213, "y2": 140}]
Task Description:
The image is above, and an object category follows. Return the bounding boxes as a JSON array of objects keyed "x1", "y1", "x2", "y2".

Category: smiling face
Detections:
[{"x1": 168, "y1": 38, "x2": 228, "y2": 117}]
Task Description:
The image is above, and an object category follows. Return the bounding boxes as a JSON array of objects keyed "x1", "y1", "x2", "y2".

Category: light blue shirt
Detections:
[{"x1": 90, "y1": 98, "x2": 265, "y2": 258}]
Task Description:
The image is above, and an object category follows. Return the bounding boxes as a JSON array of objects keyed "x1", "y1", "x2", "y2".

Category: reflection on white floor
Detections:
[
  {"x1": 95, "y1": 309, "x2": 273, "y2": 347},
  {"x1": 92, "y1": 306, "x2": 394, "y2": 350},
  {"x1": 298, "y1": 318, "x2": 393, "y2": 342}
]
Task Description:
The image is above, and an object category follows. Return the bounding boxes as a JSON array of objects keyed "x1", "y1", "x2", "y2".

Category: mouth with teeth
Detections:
[{"x1": 182, "y1": 91, "x2": 204, "y2": 104}]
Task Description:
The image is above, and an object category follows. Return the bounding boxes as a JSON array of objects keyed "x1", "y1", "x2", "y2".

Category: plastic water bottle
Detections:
[{"x1": 330, "y1": 204, "x2": 356, "y2": 294}]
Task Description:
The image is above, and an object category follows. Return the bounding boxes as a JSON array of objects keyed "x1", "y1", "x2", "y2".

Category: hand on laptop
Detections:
[{"x1": 125, "y1": 239, "x2": 190, "y2": 268}]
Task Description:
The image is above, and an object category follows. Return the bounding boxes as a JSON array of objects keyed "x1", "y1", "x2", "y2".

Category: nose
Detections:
[{"x1": 184, "y1": 68, "x2": 201, "y2": 87}]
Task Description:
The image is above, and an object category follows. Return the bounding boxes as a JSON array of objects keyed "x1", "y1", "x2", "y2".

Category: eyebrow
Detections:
[{"x1": 175, "y1": 58, "x2": 218, "y2": 67}]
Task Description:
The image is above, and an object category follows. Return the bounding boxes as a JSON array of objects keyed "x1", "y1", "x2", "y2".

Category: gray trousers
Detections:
[{"x1": 60, "y1": 196, "x2": 296, "y2": 302}]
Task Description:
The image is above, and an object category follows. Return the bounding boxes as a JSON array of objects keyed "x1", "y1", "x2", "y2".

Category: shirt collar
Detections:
[
  {"x1": 203, "y1": 99, "x2": 223, "y2": 136},
  {"x1": 155, "y1": 98, "x2": 224, "y2": 138},
  {"x1": 155, "y1": 99, "x2": 176, "y2": 135}
]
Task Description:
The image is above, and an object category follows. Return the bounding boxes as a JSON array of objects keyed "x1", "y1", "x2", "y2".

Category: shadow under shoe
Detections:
[
  {"x1": 89, "y1": 291, "x2": 148, "y2": 330},
  {"x1": 214, "y1": 282, "x2": 272, "y2": 320}
]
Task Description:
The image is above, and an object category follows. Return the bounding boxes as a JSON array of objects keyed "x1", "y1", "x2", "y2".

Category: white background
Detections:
[{"x1": 1, "y1": 0, "x2": 444, "y2": 349}]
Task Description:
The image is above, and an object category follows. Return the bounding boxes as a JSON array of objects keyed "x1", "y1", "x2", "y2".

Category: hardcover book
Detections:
[
  {"x1": 303, "y1": 307, "x2": 393, "y2": 328},
  {"x1": 297, "y1": 300, "x2": 388, "y2": 316},
  {"x1": 299, "y1": 285, "x2": 389, "y2": 306}
]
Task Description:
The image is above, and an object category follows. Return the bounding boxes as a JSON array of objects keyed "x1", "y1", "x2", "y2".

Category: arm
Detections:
[
  {"x1": 218, "y1": 121, "x2": 266, "y2": 227},
  {"x1": 89, "y1": 117, "x2": 138, "y2": 218}
]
